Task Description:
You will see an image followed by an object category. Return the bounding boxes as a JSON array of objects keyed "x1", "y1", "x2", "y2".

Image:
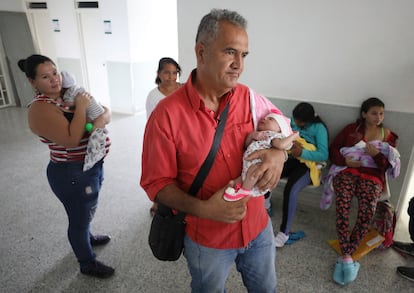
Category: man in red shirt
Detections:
[{"x1": 141, "y1": 9, "x2": 285, "y2": 292}]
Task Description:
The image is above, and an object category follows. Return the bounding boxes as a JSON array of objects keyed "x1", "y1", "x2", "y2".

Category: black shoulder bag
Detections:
[{"x1": 148, "y1": 103, "x2": 230, "y2": 261}]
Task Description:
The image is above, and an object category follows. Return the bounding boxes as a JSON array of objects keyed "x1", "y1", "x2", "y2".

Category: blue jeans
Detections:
[
  {"x1": 47, "y1": 160, "x2": 104, "y2": 268},
  {"x1": 183, "y1": 219, "x2": 276, "y2": 293}
]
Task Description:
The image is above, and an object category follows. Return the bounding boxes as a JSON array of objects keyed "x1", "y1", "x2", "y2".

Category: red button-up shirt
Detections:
[{"x1": 140, "y1": 71, "x2": 280, "y2": 249}]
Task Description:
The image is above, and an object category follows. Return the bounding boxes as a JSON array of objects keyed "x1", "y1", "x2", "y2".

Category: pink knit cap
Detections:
[{"x1": 265, "y1": 110, "x2": 292, "y2": 136}]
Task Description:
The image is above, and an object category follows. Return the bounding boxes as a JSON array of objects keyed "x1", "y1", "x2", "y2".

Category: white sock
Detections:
[{"x1": 274, "y1": 232, "x2": 289, "y2": 248}]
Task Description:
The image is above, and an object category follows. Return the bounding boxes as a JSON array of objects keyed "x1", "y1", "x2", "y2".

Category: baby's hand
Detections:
[
  {"x1": 251, "y1": 131, "x2": 267, "y2": 141},
  {"x1": 75, "y1": 92, "x2": 91, "y2": 110},
  {"x1": 345, "y1": 156, "x2": 362, "y2": 168},
  {"x1": 365, "y1": 142, "x2": 380, "y2": 157},
  {"x1": 291, "y1": 131, "x2": 300, "y2": 140},
  {"x1": 290, "y1": 141, "x2": 302, "y2": 157}
]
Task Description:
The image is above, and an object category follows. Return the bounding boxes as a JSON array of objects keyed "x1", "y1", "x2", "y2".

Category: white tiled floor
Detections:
[{"x1": 1, "y1": 107, "x2": 413, "y2": 292}]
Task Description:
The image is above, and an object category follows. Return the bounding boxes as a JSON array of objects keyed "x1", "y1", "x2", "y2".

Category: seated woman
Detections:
[
  {"x1": 328, "y1": 97, "x2": 399, "y2": 286},
  {"x1": 274, "y1": 102, "x2": 328, "y2": 247}
]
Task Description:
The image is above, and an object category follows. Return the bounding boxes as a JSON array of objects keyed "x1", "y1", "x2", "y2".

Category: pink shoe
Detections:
[{"x1": 223, "y1": 183, "x2": 250, "y2": 201}]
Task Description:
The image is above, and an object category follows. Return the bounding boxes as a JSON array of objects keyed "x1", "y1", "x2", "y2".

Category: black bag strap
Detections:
[
  {"x1": 188, "y1": 102, "x2": 230, "y2": 196},
  {"x1": 169, "y1": 102, "x2": 229, "y2": 220}
]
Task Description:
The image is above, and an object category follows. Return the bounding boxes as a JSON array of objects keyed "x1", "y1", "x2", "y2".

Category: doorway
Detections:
[
  {"x1": 0, "y1": 11, "x2": 36, "y2": 107},
  {"x1": 75, "y1": 8, "x2": 110, "y2": 107},
  {"x1": 25, "y1": 9, "x2": 57, "y2": 63}
]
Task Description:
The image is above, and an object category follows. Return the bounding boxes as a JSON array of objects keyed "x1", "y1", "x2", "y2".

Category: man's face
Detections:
[{"x1": 198, "y1": 21, "x2": 249, "y2": 93}]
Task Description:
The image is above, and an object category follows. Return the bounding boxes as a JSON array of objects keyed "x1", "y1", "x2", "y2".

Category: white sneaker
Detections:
[{"x1": 274, "y1": 232, "x2": 289, "y2": 248}]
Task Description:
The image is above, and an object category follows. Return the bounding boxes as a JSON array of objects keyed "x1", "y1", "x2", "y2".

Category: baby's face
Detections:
[{"x1": 258, "y1": 117, "x2": 281, "y2": 132}]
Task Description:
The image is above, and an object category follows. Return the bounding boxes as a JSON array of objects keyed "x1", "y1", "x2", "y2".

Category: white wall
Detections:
[
  {"x1": 46, "y1": 0, "x2": 131, "y2": 62},
  {"x1": 127, "y1": 0, "x2": 178, "y2": 62},
  {"x1": 47, "y1": 0, "x2": 81, "y2": 59},
  {"x1": 102, "y1": 0, "x2": 130, "y2": 62},
  {"x1": 177, "y1": 0, "x2": 414, "y2": 114},
  {"x1": 127, "y1": 0, "x2": 179, "y2": 113},
  {"x1": 0, "y1": 0, "x2": 24, "y2": 12}
]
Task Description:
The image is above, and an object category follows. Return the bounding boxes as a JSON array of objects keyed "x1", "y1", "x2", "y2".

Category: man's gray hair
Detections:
[{"x1": 195, "y1": 9, "x2": 247, "y2": 44}]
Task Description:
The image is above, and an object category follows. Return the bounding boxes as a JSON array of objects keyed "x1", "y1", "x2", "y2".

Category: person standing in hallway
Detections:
[
  {"x1": 146, "y1": 57, "x2": 182, "y2": 117},
  {"x1": 145, "y1": 57, "x2": 182, "y2": 217},
  {"x1": 18, "y1": 54, "x2": 114, "y2": 279},
  {"x1": 393, "y1": 196, "x2": 414, "y2": 282},
  {"x1": 141, "y1": 9, "x2": 286, "y2": 292}
]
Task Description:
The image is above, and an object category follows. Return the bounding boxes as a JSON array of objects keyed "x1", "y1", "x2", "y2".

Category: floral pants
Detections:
[{"x1": 333, "y1": 172, "x2": 382, "y2": 256}]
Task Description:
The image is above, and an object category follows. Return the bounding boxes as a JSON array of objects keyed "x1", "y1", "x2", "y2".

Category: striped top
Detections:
[{"x1": 31, "y1": 95, "x2": 111, "y2": 163}]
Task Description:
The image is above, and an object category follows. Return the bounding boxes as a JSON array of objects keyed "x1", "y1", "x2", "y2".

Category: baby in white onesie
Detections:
[{"x1": 224, "y1": 110, "x2": 299, "y2": 201}]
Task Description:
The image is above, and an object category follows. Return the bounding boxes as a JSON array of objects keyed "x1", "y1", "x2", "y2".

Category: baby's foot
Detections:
[{"x1": 223, "y1": 183, "x2": 250, "y2": 201}]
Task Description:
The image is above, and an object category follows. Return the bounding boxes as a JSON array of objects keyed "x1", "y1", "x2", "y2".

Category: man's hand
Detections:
[
  {"x1": 156, "y1": 181, "x2": 249, "y2": 224},
  {"x1": 244, "y1": 148, "x2": 285, "y2": 191},
  {"x1": 202, "y1": 182, "x2": 250, "y2": 223}
]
